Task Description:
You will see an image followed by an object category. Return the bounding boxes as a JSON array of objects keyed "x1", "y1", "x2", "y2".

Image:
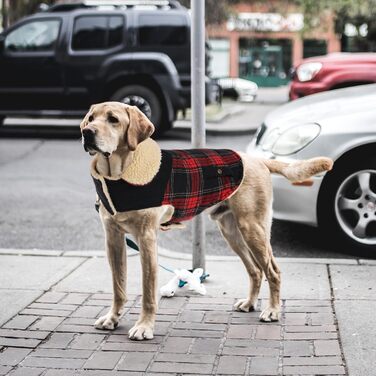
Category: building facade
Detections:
[{"x1": 207, "y1": 1, "x2": 341, "y2": 86}]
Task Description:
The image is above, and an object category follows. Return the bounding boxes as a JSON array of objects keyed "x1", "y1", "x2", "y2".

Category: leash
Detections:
[
  {"x1": 125, "y1": 236, "x2": 209, "y2": 287},
  {"x1": 96, "y1": 200, "x2": 209, "y2": 286}
]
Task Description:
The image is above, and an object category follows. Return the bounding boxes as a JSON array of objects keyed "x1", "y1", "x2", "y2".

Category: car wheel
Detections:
[
  {"x1": 0, "y1": 116, "x2": 5, "y2": 126},
  {"x1": 318, "y1": 158, "x2": 376, "y2": 258},
  {"x1": 110, "y1": 85, "x2": 164, "y2": 135}
]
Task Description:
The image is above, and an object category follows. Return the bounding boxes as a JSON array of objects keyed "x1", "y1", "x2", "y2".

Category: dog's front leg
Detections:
[
  {"x1": 128, "y1": 229, "x2": 158, "y2": 340},
  {"x1": 95, "y1": 221, "x2": 127, "y2": 330}
]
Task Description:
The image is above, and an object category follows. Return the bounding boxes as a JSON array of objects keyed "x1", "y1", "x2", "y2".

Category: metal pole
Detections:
[{"x1": 191, "y1": 0, "x2": 206, "y2": 271}]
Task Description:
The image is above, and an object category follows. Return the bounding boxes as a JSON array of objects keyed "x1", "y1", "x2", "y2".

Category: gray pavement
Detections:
[{"x1": 0, "y1": 248, "x2": 374, "y2": 375}]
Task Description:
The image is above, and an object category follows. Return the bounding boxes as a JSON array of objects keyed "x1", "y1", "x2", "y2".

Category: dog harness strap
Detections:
[{"x1": 91, "y1": 149, "x2": 244, "y2": 221}]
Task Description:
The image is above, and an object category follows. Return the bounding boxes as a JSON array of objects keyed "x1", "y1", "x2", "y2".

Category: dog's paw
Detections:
[
  {"x1": 128, "y1": 321, "x2": 154, "y2": 341},
  {"x1": 94, "y1": 314, "x2": 119, "y2": 330},
  {"x1": 234, "y1": 298, "x2": 256, "y2": 312},
  {"x1": 259, "y1": 306, "x2": 280, "y2": 322}
]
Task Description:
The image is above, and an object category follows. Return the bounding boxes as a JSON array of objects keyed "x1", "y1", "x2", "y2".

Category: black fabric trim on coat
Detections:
[{"x1": 92, "y1": 151, "x2": 173, "y2": 215}]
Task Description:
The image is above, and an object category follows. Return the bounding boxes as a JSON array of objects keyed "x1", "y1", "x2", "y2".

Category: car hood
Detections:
[{"x1": 265, "y1": 84, "x2": 376, "y2": 131}]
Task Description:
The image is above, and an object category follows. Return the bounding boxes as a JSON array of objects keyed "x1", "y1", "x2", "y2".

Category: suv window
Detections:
[
  {"x1": 5, "y1": 19, "x2": 60, "y2": 52},
  {"x1": 72, "y1": 15, "x2": 124, "y2": 50},
  {"x1": 139, "y1": 15, "x2": 187, "y2": 46}
]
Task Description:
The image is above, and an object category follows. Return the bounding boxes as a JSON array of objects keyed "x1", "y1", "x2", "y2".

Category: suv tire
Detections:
[
  {"x1": 318, "y1": 157, "x2": 376, "y2": 258},
  {"x1": 110, "y1": 85, "x2": 163, "y2": 135}
]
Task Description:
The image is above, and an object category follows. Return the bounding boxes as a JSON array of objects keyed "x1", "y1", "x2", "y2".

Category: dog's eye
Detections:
[
  {"x1": 88, "y1": 115, "x2": 94, "y2": 122},
  {"x1": 108, "y1": 115, "x2": 118, "y2": 124}
]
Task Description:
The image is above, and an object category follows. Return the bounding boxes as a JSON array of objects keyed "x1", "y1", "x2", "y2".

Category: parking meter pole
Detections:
[{"x1": 191, "y1": 0, "x2": 206, "y2": 271}]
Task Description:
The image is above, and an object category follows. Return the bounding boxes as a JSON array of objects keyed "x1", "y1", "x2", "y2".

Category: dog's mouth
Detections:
[{"x1": 83, "y1": 141, "x2": 111, "y2": 158}]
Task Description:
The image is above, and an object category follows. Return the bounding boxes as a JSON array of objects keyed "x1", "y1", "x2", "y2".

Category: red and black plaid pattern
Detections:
[{"x1": 161, "y1": 149, "x2": 244, "y2": 223}]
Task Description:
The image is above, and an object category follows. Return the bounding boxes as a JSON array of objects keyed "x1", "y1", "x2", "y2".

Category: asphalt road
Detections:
[{"x1": 0, "y1": 114, "x2": 354, "y2": 259}]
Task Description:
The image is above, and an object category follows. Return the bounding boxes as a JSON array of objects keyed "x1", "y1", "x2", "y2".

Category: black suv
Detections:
[{"x1": 0, "y1": 0, "x2": 217, "y2": 134}]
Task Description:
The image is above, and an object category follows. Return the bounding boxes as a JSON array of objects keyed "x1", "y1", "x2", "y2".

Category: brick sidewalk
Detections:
[{"x1": 0, "y1": 292, "x2": 346, "y2": 376}]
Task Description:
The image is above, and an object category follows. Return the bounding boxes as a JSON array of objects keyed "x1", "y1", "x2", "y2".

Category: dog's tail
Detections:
[{"x1": 262, "y1": 157, "x2": 333, "y2": 184}]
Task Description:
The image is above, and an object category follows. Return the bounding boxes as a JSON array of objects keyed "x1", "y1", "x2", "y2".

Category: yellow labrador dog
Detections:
[{"x1": 80, "y1": 102, "x2": 332, "y2": 341}]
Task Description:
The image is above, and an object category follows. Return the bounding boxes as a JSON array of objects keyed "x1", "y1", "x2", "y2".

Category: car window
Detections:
[
  {"x1": 72, "y1": 15, "x2": 124, "y2": 51},
  {"x1": 139, "y1": 15, "x2": 187, "y2": 46},
  {"x1": 5, "y1": 19, "x2": 60, "y2": 52}
]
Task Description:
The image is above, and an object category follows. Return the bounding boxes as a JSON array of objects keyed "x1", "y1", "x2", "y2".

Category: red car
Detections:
[{"x1": 289, "y1": 52, "x2": 376, "y2": 100}]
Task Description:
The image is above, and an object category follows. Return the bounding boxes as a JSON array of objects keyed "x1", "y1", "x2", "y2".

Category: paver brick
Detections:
[
  {"x1": 31, "y1": 349, "x2": 93, "y2": 359},
  {"x1": 0, "y1": 338, "x2": 40, "y2": 348},
  {"x1": 283, "y1": 356, "x2": 343, "y2": 366},
  {"x1": 284, "y1": 331, "x2": 337, "y2": 340},
  {"x1": 204, "y1": 312, "x2": 231, "y2": 324},
  {"x1": 314, "y1": 340, "x2": 341, "y2": 356},
  {"x1": 285, "y1": 325, "x2": 336, "y2": 332},
  {"x1": 283, "y1": 365, "x2": 345, "y2": 374},
  {"x1": 102, "y1": 342, "x2": 159, "y2": 352},
  {"x1": 3, "y1": 316, "x2": 38, "y2": 330},
  {"x1": 28, "y1": 303, "x2": 77, "y2": 311},
  {"x1": 60, "y1": 293, "x2": 90, "y2": 305},
  {"x1": 30, "y1": 317, "x2": 65, "y2": 332},
  {"x1": 117, "y1": 351, "x2": 154, "y2": 371},
  {"x1": 169, "y1": 328, "x2": 223, "y2": 338},
  {"x1": 225, "y1": 339, "x2": 280, "y2": 348},
  {"x1": 155, "y1": 353, "x2": 216, "y2": 363},
  {"x1": 311, "y1": 312, "x2": 335, "y2": 325},
  {"x1": 249, "y1": 356, "x2": 279, "y2": 375},
  {"x1": 227, "y1": 324, "x2": 255, "y2": 339},
  {"x1": 56, "y1": 324, "x2": 110, "y2": 334},
  {"x1": 173, "y1": 322, "x2": 226, "y2": 331},
  {"x1": 284, "y1": 341, "x2": 312, "y2": 356},
  {"x1": 36, "y1": 292, "x2": 66, "y2": 304},
  {"x1": 20, "y1": 309, "x2": 69, "y2": 317},
  {"x1": 71, "y1": 306, "x2": 104, "y2": 318},
  {"x1": 39, "y1": 333, "x2": 75, "y2": 349},
  {"x1": 255, "y1": 325, "x2": 281, "y2": 340},
  {"x1": 161, "y1": 337, "x2": 192, "y2": 353},
  {"x1": 22, "y1": 356, "x2": 86, "y2": 369},
  {"x1": 70, "y1": 334, "x2": 106, "y2": 350},
  {"x1": 9, "y1": 367, "x2": 45, "y2": 376},
  {"x1": 222, "y1": 346, "x2": 279, "y2": 356},
  {"x1": 179, "y1": 310, "x2": 204, "y2": 322},
  {"x1": 84, "y1": 351, "x2": 123, "y2": 370},
  {"x1": 216, "y1": 355, "x2": 247, "y2": 375},
  {"x1": 150, "y1": 361, "x2": 213, "y2": 374},
  {"x1": 0, "y1": 348, "x2": 31, "y2": 366},
  {"x1": 0, "y1": 329, "x2": 49, "y2": 340},
  {"x1": 190, "y1": 338, "x2": 221, "y2": 354}
]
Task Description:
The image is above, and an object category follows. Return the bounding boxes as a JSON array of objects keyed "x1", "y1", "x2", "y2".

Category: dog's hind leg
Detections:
[
  {"x1": 217, "y1": 211, "x2": 263, "y2": 313},
  {"x1": 234, "y1": 216, "x2": 281, "y2": 322},
  {"x1": 95, "y1": 221, "x2": 127, "y2": 330}
]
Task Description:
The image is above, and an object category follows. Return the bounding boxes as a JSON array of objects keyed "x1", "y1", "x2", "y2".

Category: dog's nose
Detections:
[{"x1": 82, "y1": 127, "x2": 95, "y2": 142}]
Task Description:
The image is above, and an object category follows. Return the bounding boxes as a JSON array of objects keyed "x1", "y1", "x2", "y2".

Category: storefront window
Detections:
[
  {"x1": 303, "y1": 39, "x2": 327, "y2": 58},
  {"x1": 239, "y1": 38, "x2": 292, "y2": 87}
]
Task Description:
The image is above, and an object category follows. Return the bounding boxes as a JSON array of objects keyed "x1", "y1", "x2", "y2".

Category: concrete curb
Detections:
[{"x1": 0, "y1": 247, "x2": 372, "y2": 265}]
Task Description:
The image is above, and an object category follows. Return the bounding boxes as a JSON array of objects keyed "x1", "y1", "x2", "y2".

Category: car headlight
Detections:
[
  {"x1": 261, "y1": 123, "x2": 321, "y2": 156},
  {"x1": 296, "y1": 62, "x2": 322, "y2": 82}
]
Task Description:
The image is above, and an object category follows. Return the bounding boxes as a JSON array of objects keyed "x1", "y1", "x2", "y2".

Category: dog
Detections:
[{"x1": 80, "y1": 101, "x2": 333, "y2": 340}]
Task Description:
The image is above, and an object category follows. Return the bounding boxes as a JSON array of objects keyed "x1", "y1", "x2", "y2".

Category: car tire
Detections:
[
  {"x1": 0, "y1": 116, "x2": 5, "y2": 126},
  {"x1": 318, "y1": 157, "x2": 376, "y2": 258},
  {"x1": 110, "y1": 85, "x2": 165, "y2": 136}
]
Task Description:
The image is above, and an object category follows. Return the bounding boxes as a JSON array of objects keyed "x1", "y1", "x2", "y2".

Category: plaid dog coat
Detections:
[{"x1": 92, "y1": 149, "x2": 244, "y2": 224}]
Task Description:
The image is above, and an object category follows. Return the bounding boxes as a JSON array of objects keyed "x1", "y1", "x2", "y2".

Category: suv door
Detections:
[
  {"x1": 64, "y1": 14, "x2": 125, "y2": 109},
  {"x1": 0, "y1": 17, "x2": 64, "y2": 112}
]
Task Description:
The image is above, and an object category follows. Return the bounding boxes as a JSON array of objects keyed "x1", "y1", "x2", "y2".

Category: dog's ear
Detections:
[
  {"x1": 125, "y1": 105, "x2": 155, "y2": 151},
  {"x1": 80, "y1": 105, "x2": 95, "y2": 131}
]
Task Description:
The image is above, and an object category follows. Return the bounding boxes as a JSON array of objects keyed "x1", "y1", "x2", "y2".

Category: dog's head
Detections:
[{"x1": 80, "y1": 102, "x2": 155, "y2": 157}]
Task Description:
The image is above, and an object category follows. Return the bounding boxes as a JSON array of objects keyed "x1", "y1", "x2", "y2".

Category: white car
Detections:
[
  {"x1": 247, "y1": 84, "x2": 376, "y2": 256},
  {"x1": 217, "y1": 77, "x2": 258, "y2": 102}
]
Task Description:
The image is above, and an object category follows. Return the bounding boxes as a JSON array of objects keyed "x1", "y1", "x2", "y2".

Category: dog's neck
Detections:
[{"x1": 91, "y1": 138, "x2": 162, "y2": 185}]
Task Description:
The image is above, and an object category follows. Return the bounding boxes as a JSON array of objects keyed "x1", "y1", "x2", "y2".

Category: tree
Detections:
[
  {"x1": 179, "y1": 0, "x2": 240, "y2": 25},
  {"x1": 2, "y1": 0, "x2": 55, "y2": 29},
  {"x1": 294, "y1": 0, "x2": 376, "y2": 51}
]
